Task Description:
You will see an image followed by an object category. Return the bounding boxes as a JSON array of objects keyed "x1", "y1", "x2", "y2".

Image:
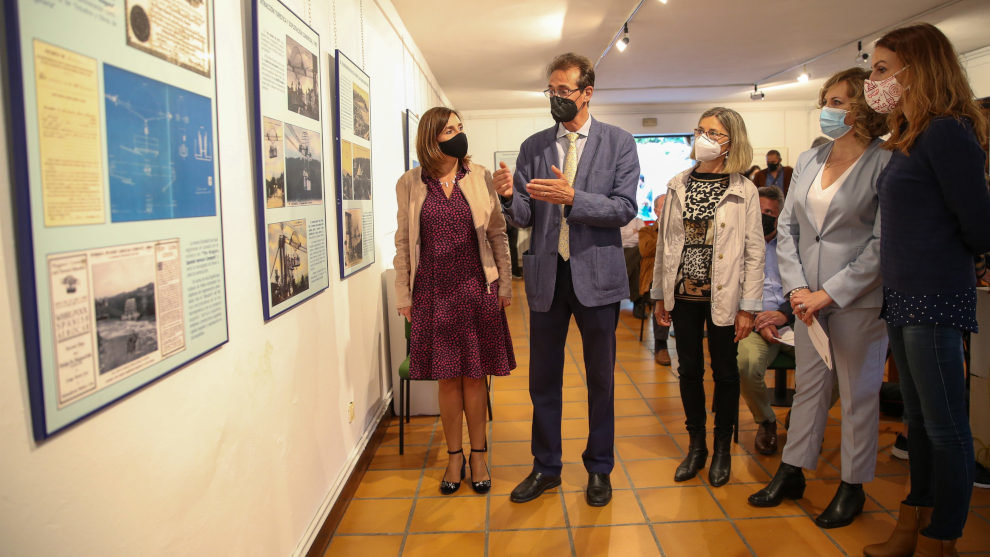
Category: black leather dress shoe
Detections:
[
  {"x1": 510, "y1": 471, "x2": 561, "y2": 503},
  {"x1": 586, "y1": 473, "x2": 612, "y2": 507},
  {"x1": 748, "y1": 463, "x2": 806, "y2": 507},
  {"x1": 814, "y1": 481, "x2": 864, "y2": 528}
]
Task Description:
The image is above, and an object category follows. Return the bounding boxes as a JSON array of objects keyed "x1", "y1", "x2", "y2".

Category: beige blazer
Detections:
[{"x1": 393, "y1": 162, "x2": 512, "y2": 308}]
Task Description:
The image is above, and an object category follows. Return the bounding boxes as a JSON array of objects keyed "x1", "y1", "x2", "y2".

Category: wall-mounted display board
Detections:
[
  {"x1": 405, "y1": 109, "x2": 420, "y2": 171},
  {"x1": 494, "y1": 151, "x2": 520, "y2": 173},
  {"x1": 251, "y1": 0, "x2": 330, "y2": 319},
  {"x1": 4, "y1": 0, "x2": 228, "y2": 440},
  {"x1": 332, "y1": 50, "x2": 376, "y2": 278}
]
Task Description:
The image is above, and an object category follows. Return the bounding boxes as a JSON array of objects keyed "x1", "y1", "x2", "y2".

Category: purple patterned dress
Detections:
[{"x1": 409, "y1": 168, "x2": 515, "y2": 380}]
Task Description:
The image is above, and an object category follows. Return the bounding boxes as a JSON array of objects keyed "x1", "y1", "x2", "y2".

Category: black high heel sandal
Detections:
[
  {"x1": 440, "y1": 449, "x2": 465, "y2": 495},
  {"x1": 469, "y1": 446, "x2": 491, "y2": 494}
]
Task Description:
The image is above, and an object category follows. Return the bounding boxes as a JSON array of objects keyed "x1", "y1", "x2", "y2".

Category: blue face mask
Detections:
[{"x1": 819, "y1": 107, "x2": 851, "y2": 139}]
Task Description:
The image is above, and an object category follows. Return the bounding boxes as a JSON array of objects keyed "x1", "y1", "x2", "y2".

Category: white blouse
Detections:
[{"x1": 807, "y1": 155, "x2": 861, "y2": 231}]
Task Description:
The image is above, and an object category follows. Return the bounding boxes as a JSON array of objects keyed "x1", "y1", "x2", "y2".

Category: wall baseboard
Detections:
[{"x1": 293, "y1": 393, "x2": 393, "y2": 557}]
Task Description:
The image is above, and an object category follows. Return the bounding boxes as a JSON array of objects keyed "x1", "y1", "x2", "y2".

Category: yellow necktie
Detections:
[{"x1": 558, "y1": 132, "x2": 578, "y2": 261}]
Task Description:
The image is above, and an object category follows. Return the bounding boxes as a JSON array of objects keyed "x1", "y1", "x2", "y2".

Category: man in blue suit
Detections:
[{"x1": 493, "y1": 52, "x2": 639, "y2": 507}]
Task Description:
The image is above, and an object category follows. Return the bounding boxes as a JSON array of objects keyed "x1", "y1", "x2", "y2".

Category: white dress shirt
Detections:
[{"x1": 554, "y1": 116, "x2": 592, "y2": 173}]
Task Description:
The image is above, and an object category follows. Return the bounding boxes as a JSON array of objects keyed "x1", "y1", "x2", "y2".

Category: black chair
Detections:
[{"x1": 768, "y1": 351, "x2": 797, "y2": 407}]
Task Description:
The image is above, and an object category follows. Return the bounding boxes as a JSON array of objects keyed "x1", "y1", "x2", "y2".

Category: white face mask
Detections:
[{"x1": 694, "y1": 134, "x2": 728, "y2": 162}]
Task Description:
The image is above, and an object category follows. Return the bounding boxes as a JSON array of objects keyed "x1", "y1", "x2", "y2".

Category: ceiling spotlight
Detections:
[
  {"x1": 658, "y1": 0, "x2": 669, "y2": 4},
  {"x1": 750, "y1": 85, "x2": 765, "y2": 101},
  {"x1": 855, "y1": 40, "x2": 870, "y2": 65},
  {"x1": 616, "y1": 23, "x2": 630, "y2": 52},
  {"x1": 797, "y1": 65, "x2": 809, "y2": 83}
]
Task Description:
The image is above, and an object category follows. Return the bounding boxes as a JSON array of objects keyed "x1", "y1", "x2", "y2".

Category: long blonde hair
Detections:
[{"x1": 690, "y1": 107, "x2": 753, "y2": 174}]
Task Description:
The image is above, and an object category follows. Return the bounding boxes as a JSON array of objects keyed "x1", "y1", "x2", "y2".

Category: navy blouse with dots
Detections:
[{"x1": 877, "y1": 117, "x2": 990, "y2": 332}]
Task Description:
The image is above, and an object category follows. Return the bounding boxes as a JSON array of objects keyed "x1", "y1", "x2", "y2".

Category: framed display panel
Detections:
[
  {"x1": 332, "y1": 50, "x2": 376, "y2": 279},
  {"x1": 405, "y1": 109, "x2": 420, "y2": 171},
  {"x1": 493, "y1": 150, "x2": 519, "y2": 173},
  {"x1": 251, "y1": 0, "x2": 330, "y2": 320},
  {"x1": 633, "y1": 134, "x2": 693, "y2": 220},
  {"x1": 4, "y1": 0, "x2": 229, "y2": 440}
]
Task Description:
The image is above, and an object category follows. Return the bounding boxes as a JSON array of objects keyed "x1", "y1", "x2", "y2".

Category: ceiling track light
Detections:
[
  {"x1": 658, "y1": 0, "x2": 669, "y2": 4},
  {"x1": 616, "y1": 23, "x2": 630, "y2": 52},
  {"x1": 750, "y1": 84, "x2": 765, "y2": 101},
  {"x1": 797, "y1": 65, "x2": 809, "y2": 83},
  {"x1": 855, "y1": 40, "x2": 870, "y2": 65}
]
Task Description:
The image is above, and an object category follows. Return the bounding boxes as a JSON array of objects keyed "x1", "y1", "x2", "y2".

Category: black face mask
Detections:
[
  {"x1": 762, "y1": 213, "x2": 778, "y2": 236},
  {"x1": 767, "y1": 162, "x2": 780, "y2": 172},
  {"x1": 550, "y1": 95, "x2": 580, "y2": 123},
  {"x1": 438, "y1": 132, "x2": 468, "y2": 159}
]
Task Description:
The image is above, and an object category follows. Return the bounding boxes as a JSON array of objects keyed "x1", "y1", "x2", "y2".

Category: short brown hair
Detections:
[
  {"x1": 875, "y1": 23, "x2": 988, "y2": 155},
  {"x1": 757, "y1": 186, "x2": 783, "y2": 210},
  {"x1": 416, "y1": 106, "x2": 471, "y2": 179},
  {"x1": 547, "y1": 53, "x2": 595, "y2": 90},
  {"x1": 818, "y1": 67, "x2": 889, "y2": 142}
]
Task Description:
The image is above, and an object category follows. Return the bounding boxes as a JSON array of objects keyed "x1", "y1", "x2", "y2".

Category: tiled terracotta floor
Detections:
[{"x1": 326, "y1": 282, "x2": 990, "y2": 556}]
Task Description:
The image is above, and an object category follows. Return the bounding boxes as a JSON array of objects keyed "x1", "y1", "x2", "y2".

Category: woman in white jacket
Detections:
[{"x1": 652, "y1": 107, "x2": 764, "y2": 487}]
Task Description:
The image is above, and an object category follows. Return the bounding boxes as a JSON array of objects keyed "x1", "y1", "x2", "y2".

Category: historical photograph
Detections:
[
  {"x1": 92, "y1": 254, "x2": 159, "y2": 375},
  {"x1": 125, "y1": 0, "x2": 211, "y2": 77},
  {"x1": 344, "y1": 209, "x2": 363, "y2": 268},
  {"x1": 264, "y1": 117, "x2": 285, "y2": 208},
  {"x1": 267, "y1": 219, "x2": 310, "y2": 306},
  {"x1": 352, "y1": 84, "x2": 370, "y2": 140},
  {"x1": 284, "y1": 123, "x2": 322, "y2": 205},
  {"x1": 351, "y1": 144, "x2": 372, "y2": 200},
  {"x1": 286, "y1": 35, "x2": 319, "y2": 121},
  {"x1": 340, "y1": 140, "x2": 354, "y2": 200}
]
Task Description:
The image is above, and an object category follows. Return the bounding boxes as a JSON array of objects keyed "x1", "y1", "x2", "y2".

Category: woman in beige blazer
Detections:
[{"x1": 393, "y1": 107, "x2": 515, "y2": 495}]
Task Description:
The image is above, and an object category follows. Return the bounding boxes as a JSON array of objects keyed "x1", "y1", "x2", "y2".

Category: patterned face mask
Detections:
[{"x1": 864, "y1": 66, "x2": 909, "y2": 114}]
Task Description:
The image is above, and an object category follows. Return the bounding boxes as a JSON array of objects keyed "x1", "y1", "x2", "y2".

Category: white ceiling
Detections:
[{"x1": 392, "y1": 0, "x2": 990, "y2": 110}]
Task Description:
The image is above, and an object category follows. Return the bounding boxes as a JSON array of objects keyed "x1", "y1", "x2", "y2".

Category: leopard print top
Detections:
[{"x1": 675, "y1": 171, "x2": 730, "y2": 302}]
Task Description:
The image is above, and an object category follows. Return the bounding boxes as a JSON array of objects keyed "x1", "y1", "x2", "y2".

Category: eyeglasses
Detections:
[
  {"x1": 543, "y1": 87, "x2": 584, "y2": 99},
  {"x1": 693, "y1": 127, "x2": 729, "y2": 142}
]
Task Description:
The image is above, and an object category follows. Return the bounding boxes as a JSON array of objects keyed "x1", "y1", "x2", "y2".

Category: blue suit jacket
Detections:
[{"x1": 503, "y1": 117, "x2": 639, "y2": 312}]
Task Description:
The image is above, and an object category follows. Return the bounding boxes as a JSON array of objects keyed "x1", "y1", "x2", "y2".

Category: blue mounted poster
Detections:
[
  {"x1": 251, "y1": 0, "x2": 329, "y2": 319},
  {"x1": 4, "y1": 0, "x2": 228, "y2": 440}
]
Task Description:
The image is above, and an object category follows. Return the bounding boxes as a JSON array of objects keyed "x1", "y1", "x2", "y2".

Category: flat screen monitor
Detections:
[{"x1": 633, "y1": 134, "x2": 694, "y2": 220}]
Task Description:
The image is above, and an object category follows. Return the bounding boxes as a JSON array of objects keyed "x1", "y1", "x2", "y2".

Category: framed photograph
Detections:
[
  {"x1": 4, "y1": 0, "x2": 228, "y2": 439},
  {"x1": 405, "y1": 109, "x2": 420, "y2": 171},
  {"x1": 251, "y1": 0, "x2": 330, "y2": 319},
  {"x1": 332, "y1": 50, "x2": 376, "y2": 279}
]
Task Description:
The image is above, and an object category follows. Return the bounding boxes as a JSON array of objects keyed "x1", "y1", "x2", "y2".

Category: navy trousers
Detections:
[{"x1": 529, "y1": 257, "x2": 619, "y2": 476}]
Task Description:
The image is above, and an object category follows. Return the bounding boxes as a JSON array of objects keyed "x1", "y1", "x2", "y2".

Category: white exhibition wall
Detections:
[
  {"x1": 0, "y1": 0, "x2": 445, "y2": 555},
  {"x1": 464, "y1": 45, "x2": 990, "y2": 178},
  {"x1": 2, "y1": 4, "x2": 989, "y2": 554}
]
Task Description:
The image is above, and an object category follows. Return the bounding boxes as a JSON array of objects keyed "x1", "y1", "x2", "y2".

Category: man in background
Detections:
[{"x1": 753, "y1": 150, "x2": 793, "y2": 197}]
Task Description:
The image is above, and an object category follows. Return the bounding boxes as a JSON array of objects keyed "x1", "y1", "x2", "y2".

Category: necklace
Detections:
[{"x1": 824, "y1": 152, "x2": 861, "y2": 169}]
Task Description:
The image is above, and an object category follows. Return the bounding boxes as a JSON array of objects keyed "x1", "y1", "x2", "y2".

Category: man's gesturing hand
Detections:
[
  {"x1": 526, "y1": 165, "x2": 574, "y2": 205},
  {"x1": 493, "y1": 161, "x2": 513, "y2": 197}
]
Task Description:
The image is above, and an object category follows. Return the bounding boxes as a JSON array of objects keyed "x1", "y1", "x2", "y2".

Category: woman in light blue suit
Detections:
[{"x1": 748, "y1": 68, "x2": 891, "y2": 529}]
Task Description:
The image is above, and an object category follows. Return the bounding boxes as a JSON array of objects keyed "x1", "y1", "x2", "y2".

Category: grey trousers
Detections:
[{"x1": 781, "y1": 307, "x2": 888, "y2": 483}]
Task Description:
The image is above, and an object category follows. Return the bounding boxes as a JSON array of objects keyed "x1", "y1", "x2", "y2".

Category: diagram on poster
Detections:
[
  {"x1": 252, "y1": 0, "x2": 329, "y2": 319},
  {"x1": 105, "y1": 64, "x2": 216, "y2": 222},
  {"x1": 333, "y1": 50, "x2": 375, "y2": 278},
  {"x1": 7, "y1": 0, "x2": 227, "y2": 440}
]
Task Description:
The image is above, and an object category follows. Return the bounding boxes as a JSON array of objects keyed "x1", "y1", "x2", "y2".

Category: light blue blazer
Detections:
[
  {"x1": 503, "y1": 117, "x2": 639, "y2": 312},
  {"x1": 776, "y1": 138, "x2": 892, "y2": 309}
]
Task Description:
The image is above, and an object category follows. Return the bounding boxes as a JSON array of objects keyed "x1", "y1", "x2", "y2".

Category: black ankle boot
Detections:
[
  {"x1": 748, "y1": 463, "x2": 806, "y2": 507},
  {"x1": 674, "y1": 431, "x2": 708, "y2": 482},
  {"x1": 708, "y1": 432, "x2": 732, "y2": 487},
  {"x1": 814, "y1": 481, "x2": 864, "y2": 528}
]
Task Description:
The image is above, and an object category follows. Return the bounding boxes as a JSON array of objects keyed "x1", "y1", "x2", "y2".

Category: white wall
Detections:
[
  {"x1": 462, "y1": 100, "x2": 821, "y2": 175},
  {"x1": 0, "y1": 0, "x2": 445, "y2": 555}
]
